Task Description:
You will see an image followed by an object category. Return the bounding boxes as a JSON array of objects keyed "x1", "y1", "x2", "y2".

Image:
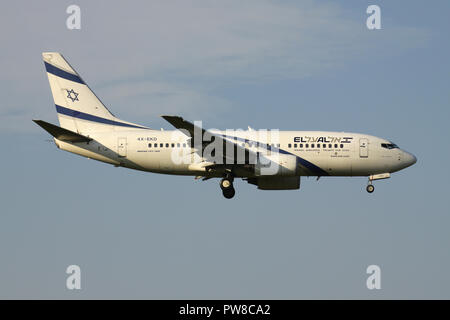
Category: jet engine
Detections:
[{"x1": 255, "y1": 153, "x2": 300, "y2": 177}]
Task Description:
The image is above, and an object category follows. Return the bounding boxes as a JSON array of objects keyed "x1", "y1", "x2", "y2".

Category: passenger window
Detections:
[
  {"x1": 340, "y1": 144, "x2": 344, "y2": 148},
  {"x1": 154, "y1": 143, "x2": 157, "y2": 147},
  {"x1": 148, "y1": 143, "x2": 152, "y2": 148},
  {"x1": 311, "y1": 144, "x2": 315, "y2": 148},
  {"x1": 300, "y1": 144, "x2": 303, "y2": 148},
  {"x1": 160, "y1": 143, "x2": 163, "y2": 148},
  {"x1": 334, "y1": 144, "x2": 338, "y2": 148},
  {"x1": 306, "y1": 144, "x2": 309, "y2": 148},
  {"x1": 329, "y1": 144, "x2": 332, "y2": 148},
  {"x1": 171, "y1": 143, "x2": 175, "y2": 148},
  {"x1": 183, "y1": 143, "x2": 186, "y2": 148},
  {"x1": 177, "y1": 143, "x2": 180, "y2": 147},
  {"x1": 165, "y1": 143, "x2": 169, "y2": 148},
  {"x1": 288, "y1": 144, "x2": 292, "y2": 148},
  {"x1": 317, "y1": 144, "x2": 320, "y2": 148},
  {"x1": 294, "y1": 144, "x2": 297, "y2": 148}
]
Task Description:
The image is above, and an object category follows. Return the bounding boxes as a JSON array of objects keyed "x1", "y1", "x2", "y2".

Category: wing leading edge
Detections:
[{"x1": 161, "y1": 115, "x2": 259, "y2": 166}]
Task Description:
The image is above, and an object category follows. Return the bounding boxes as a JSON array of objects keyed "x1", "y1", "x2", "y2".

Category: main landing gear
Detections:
[{"x1": 220, "y1": 175, "x2": 235, "y2": 199}]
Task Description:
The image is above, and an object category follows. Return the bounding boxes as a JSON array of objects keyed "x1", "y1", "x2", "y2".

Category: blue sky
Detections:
[{"x1": 0, "y1": 0, "x2": 449, "y2": 298}]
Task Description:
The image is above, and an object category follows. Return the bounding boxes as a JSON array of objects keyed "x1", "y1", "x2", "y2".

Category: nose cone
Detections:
[{"x1": 403, "y1": 151, "x2": 417, "y2": 168}]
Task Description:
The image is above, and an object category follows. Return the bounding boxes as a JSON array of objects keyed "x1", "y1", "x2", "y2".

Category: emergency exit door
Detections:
[
  {"x1": 359, "y1": 138, "x2": 368, "y2": 158},
  {"x1": 118, "y1": 137, "x2": 127, "y2": 157}
]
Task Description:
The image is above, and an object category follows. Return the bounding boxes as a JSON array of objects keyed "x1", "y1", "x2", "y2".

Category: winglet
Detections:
[
  {"x1": 161, "y1": 115, "x2": 184, "y2": 124},
  {"x1": 161, "y1": 115, "x2": 199, "y2": 137}
]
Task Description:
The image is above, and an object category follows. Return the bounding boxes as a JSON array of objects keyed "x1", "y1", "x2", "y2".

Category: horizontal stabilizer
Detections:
[{"x1": 33, "y1": 120, "x2": 92, "y2": 143}]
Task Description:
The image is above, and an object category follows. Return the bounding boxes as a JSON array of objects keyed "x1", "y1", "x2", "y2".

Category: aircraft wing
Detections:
[
  {"x1": 161, "y1": 115, "x2": 258, "y2": 167},
  {"x1": 33, "y1": 120, "x2": 92, "y2": 143}
]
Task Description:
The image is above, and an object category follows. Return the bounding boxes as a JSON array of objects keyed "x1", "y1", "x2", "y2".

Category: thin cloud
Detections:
[{"x1": 0, "y1": 0, "x2": 430, "y2": 132}]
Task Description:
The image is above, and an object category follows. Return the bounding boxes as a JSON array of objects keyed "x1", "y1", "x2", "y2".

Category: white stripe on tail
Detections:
[{"x1": 42, "y1": 52, "x2": 147, "y2": 133}]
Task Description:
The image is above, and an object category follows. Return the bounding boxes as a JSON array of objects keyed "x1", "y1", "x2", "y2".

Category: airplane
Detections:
[{"x1": 34, "y1": 52, "x2": 417, "y2": 199}]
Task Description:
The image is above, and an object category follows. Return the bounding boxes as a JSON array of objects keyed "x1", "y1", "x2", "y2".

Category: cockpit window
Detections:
[{"x1": 381, "y1": 142, "x2": 399, "y2": 149}]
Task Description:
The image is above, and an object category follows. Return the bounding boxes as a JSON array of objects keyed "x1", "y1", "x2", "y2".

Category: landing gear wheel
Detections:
[
  {"x1": 220, "y1": 174, "x2": 235, "y2": 198},
  {"x1": 220, "y1": 178, "x2": 233, "y2": 191},
  {"x1": 222, "y1": 187, "x2": 235, "y2": 199},
  {"x1": 366, "y1": 184, "x2": 375, "y2": 193}
]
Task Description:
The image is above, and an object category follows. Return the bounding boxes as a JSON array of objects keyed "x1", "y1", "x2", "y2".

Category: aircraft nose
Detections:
[{"x1": 404, "y1": 152, "x2": 417, "y2": 168}]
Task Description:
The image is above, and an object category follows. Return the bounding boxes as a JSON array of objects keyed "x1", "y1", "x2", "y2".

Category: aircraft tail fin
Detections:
[{"x1": 42, "y1": 52, "x2": 147, "y2": 133}]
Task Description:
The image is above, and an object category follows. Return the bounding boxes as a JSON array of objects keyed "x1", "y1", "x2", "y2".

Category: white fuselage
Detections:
[
  {"x1": 53, "y1": 129, "x2": 417, "y2": 178},
  {"x1": 39, "y1": 52, "x2": 417, "y2": 197}
]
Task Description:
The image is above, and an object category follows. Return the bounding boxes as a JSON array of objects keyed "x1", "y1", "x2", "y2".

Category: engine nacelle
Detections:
[
  {"x1": 256, "y1": 176, "x2": 300, "y2": 190},
  {"x1": 255, "y1": 153, "x2": 300, "y2": 177}
]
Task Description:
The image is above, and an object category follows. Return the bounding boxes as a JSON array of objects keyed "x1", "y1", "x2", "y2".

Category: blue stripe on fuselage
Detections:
[
  {"x1": 55, "y1": 104, "x2": 146, "y2": 129},
  {"x1": 220, "y1": 133, "x2": 329, "y2": 176},
  {"x1": 44, "y1": 62, "x2": 85, "y2": 84}
]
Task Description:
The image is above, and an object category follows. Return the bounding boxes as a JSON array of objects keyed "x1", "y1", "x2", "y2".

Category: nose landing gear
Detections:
[
  {"x1": 366, "y1": 183, "x2": 375, "y2": 193},
  {"x1": 365, "y1": 173, "x2": 391, "y2": 193},
  {"x1": 220, "y1": 176, "x2": 235, "y2": 199}
]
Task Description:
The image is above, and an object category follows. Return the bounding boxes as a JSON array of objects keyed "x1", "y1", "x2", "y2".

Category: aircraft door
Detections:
[
  {"x1": 118, "y1": 137, "x2": 127, "y2": 157},
  {"x1": 359, "y1": 138, "x2": 368, "y2": 158}
]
